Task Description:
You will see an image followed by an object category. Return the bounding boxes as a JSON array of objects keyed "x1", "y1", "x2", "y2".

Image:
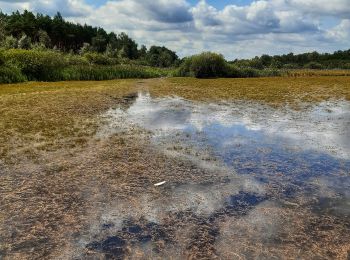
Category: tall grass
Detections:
[
  {"x1": 0, "y1": 49, "x2": 175, "y2": 83},
  {"x1": 61, "y1": 65, "x2": 170, "y2": 81}
]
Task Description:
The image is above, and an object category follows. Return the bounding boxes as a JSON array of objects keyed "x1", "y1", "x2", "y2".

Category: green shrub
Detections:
[
  {"x1": 83, "y1": 52, "x2": 118, "y2": 65},
  {"x1": 0, "y1": 50, "x2": 5, "y2": 66},
  {"x1": 65, "y1": 54, "x2": 89, "y2": 66},
  {"x1": 236, "y1": 67, "x2": 260, "y2": 77},
  {"x1": 304, "y1": 62, "x2": 324, "y2": 69},
  {"x1": 190, "y1": 52, "x2": 227, "y2": 78},
  {"x1": 283, "y1": 63, "x2": 299, "y2": 69},
  {"x1": 4, "y1": 49, "x2": 66, "y2": 81},
  {"x1": 2, "y1": 36, "x2": 18, "y2": 49},
  {"x1": 18, "y1": 34, "x2": 32, "y2": 50},
  {"x1": 225, "y1": 64, "x2": 242, "y2": 77},
  {"x1": 0, "y1": 66, "x2": 27, "y2": 83},
  {"x1": 176, "y1": 57, "x2": 282, "y2": 79},
  {"x1": 176, "y1": 57, "x2": 193, "y2": 77}
]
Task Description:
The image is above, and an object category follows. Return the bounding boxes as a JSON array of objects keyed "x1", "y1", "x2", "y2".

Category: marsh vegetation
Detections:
[{"x1": 0, "y1": 77, "x2": 349, "y2": 259}]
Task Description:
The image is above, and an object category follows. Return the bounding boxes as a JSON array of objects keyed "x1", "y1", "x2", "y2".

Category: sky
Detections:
[{"x1": 0, "y1": 0, "x2": 349, "y2": 59}]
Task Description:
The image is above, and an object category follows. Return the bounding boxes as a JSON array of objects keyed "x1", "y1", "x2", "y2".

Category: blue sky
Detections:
[{"x1": 0, "y1": 0, "x2": 349, "y2": 59}]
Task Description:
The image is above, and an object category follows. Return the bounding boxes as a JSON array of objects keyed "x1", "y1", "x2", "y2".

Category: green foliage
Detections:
[
  {"x1": 105, "y1": 43, "x2": 117, "y2": 58},
  {"x1": 304, "y1": 62, "x2": 324, "y2": 69},
  {"x1": 65, "y1": 53, "x2": 89, "y2": 66},
  {"x1": 92, "y1": 32, "x2": 108, "y2": 53},
  {"x1": 177, "y1": 57, "x2": 193, "y2": 77},
  {"x1": 282, "y1": 63, "x2": 299, "y2": 69},
  {"x1": 0, "y1": 17, "x2": 5, "y2": 42},
  {"x1": 176, "y1": 58, "x2": 282, "y2": 78},
  {"x1": 146, "y1": 46, "x2": 178, "y2": 67},
  {"x1": 4, "y1": 49, "x2": 66, "y2": 81},
  {"x1": 0, "y1": 66, "x2": 27, "y2": 83},
  {"x1": 115, "y1": 32, "x2": 139, "y2": 59},
  {"x1": 79, "y1": 43, "x2": 92, "y2": 55},
  {"x1": 269, "y1": 59, "x2": 283, "y2": 69},
  {"x1": 61, "y1": 65, "x2": 168, "y2": 81},
  {"x1": 231, "y1": 50, "x2": 350, "y2": 70},
  {"x1": 249, "y1": 57, "x2": 264, "y2": 69},
  {"x1": 0, "y1": 10, "x2": 151, "y2": 60},
  {"x1": 37, "y1": 29, "x2": 51, "y2": 48},
  {"x1": 181, "y1": 52, "x2": 227, "y2": 78},
  {"x1": 0, "y1": 49, "x2": 173, "y2": 83},
  {"x1": 0, "y1": 50, "x2": 5, "y2": 66},
  {"x1": 138, "y1": 45, "x2": 147, "y2": 59},
  {"x1": 2, "y1": 36, "x2": 18, "y2": 49},
  {"x1": 83, "y1": 52, "x2": 118, "y2": 65},
  {"x1": 18, "y1": 34, "x2": 31, "y2": 49}
]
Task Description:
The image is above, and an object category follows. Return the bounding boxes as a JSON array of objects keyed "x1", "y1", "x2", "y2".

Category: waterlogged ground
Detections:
[{"x1": 0, "y1": 78, "x2": 350, "y2": 259}]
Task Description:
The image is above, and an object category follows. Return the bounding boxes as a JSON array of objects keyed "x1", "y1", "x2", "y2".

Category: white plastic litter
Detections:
[{"x1": 154, "y1": 181, "x2": 166, "y2": 187}]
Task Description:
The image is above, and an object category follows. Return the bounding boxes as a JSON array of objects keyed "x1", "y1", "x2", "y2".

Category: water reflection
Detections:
[
  {"x1": 92, "y1": 92, "x2": 350, "y2": 258},
  {"x1": 100, "y1": 92, "x2": 350, "y2": 197}
]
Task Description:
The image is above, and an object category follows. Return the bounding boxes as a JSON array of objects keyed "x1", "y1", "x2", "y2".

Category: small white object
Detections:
[{"x1": 154, "y1": 181, "x2": 166, "y2": 187}]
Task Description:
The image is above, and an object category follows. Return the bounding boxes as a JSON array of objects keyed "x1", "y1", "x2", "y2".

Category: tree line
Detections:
[
  {"x1": 231, "y1": 50, "x2": 350, "y2": 69},
  {"x1": 0, "y1": 10, "x2": 179, "y2": 67}
]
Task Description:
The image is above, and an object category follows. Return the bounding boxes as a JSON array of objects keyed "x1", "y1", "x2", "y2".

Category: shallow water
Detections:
[{"x1": 92, "y1": 92, "x2": 350, "y2": 258}]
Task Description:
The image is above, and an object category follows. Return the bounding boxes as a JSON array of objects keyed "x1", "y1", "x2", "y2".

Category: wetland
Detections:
[{"x1": 0, "y1": 77, "x2": 349, "y2": 259}]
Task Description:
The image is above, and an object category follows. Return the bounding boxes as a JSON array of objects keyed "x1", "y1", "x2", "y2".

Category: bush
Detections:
[
  {"x1": 190, "y1": 52, "x2": 227, "y2": 78},
  {"x1": 2, "y1": 36, "x2": 18, "y2": 49},
  {"x1": 4, "y1": 49, "x2": 66, "y2": 81},
  {"x1": 176, "y1": 57, "x2": 193, "y2": 77},
  {"x1": 177, "y1": 52, "x2": 228, "y2": 78},
  {"x1": 0, "y1": 66, "x2": 27, "y2": 83},
  {"x1": 304, "y1": 62, "x2": 324, "y2": 69},
  {"x1": 225, "y1": 64, "x2": 243, "y2": 77},
  {"x1": 18, "y1": 34, "x2": 32, "y2": 50},
  {"x1": 83, "y1": 52, "x2": 118, "y2": 65},
  {"x1": 176, "y1": 56, "x2": 282, "y2": 79},
  {"x1": 65, "y1": 54, "x2": 89, "y2": 66},
  {"x1": 283, "y1": 63, "x2": 299, "y2": 69},
  {"x1": 0, "y1": 50, "x2": 5, "y2": 66}
]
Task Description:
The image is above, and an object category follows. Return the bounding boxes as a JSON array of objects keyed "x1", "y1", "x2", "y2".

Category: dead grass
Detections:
[
  {"x1": 0, "y1": 80, "x2": 138, "y2": 162},
  {"x1": 283, "y1": 69, "x2": 350, "y2": 77},
  {"x1": 216, "y1": 202, "x2": 350, "y2": 259},
  {"x1": 148, "y1": 77, "x2": 350, "y2": 107}
]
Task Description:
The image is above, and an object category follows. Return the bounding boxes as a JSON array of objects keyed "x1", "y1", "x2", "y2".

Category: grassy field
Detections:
[
  {"x1": 1, "y1": 76, "x2": 349, "y2": 159},
  {"x1": 283, "y1": 69, "x2": 350, "y2": 77},
  {"x1": 1, "y1": 77, "x2": 349, "y2": 259},
  {"x1": 150, "y1": 77, "x2": 350, "y2": 106},
  {"x1": 0, "y1": 80, "x2": 138, "y2": 161}
]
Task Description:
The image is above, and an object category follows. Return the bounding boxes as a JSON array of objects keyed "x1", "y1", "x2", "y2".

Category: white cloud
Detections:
[
  {"x1": 288, "y1": 0, "x2": 350, "y2": 18},
  {"x1": 0, "y1": 0, "x2": 349, "y2": 59},
  {"x1": 326, "y1": 19, "x2": 350, "y2": 42}
]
